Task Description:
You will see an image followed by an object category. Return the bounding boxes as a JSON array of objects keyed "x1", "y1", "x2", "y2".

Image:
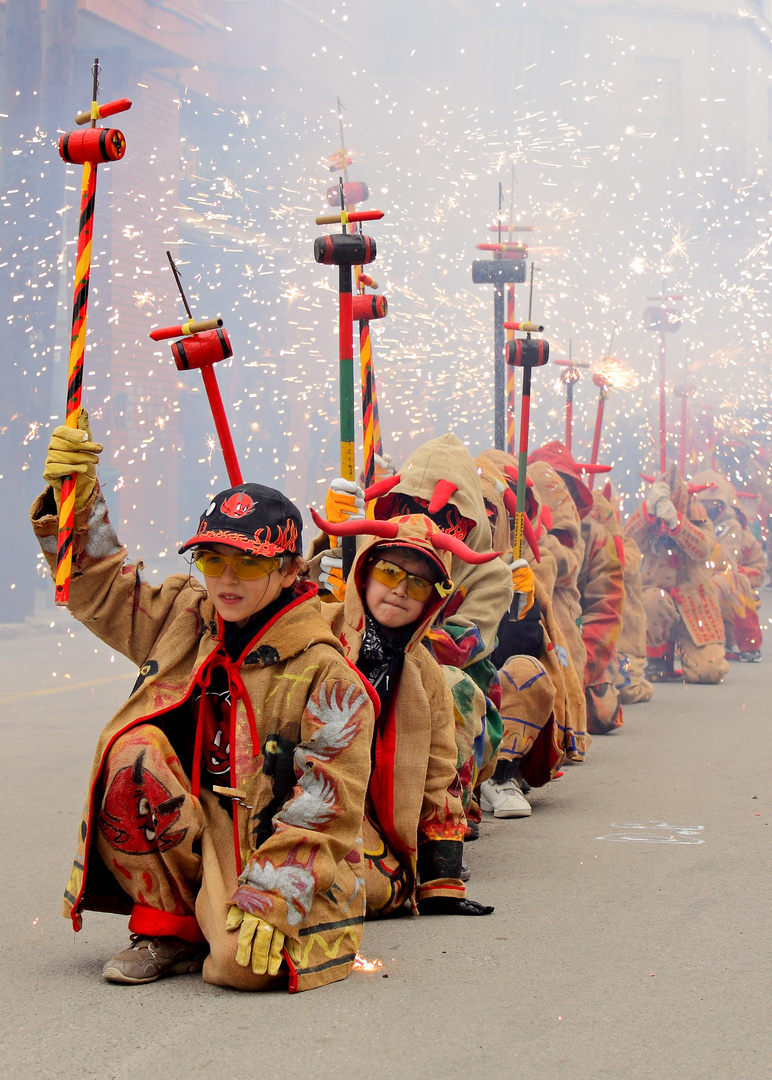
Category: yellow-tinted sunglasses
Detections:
[
  {"x1": 194, "y1": 549, "x2": 281, "y2": 580},
  {"x1": 368, "y1": 558, "x2": 439, "y2": 602}
]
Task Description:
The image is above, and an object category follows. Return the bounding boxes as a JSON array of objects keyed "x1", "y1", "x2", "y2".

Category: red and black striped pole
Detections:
[{"x1": 54, "y1": 60, "x2": 131, "y2": 604}]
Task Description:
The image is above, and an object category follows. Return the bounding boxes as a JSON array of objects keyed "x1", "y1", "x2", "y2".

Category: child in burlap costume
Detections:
[
  {"x1": 312, "y1": 434, "x2": 513, "y2": 820},
  {"x1": 34, "y1": 413, "x2": 375, "y2": 991},
  {"x1": 526, "y1": 459, "x2": 587, "y2": 681},
  {"x1": 692, "y1": 469, "x2": 763, "y2": 661},
  {"x1": 312, "y1": 509, "x2": 494, "y2": 918},
  {"x1": 588, "y1": 484, "x2": 653, "y2": 706},
  {"x1": 624, "y1": 465, "x2": 728, "y2": 684},
  {"x1": 529, "y1": 442, "x2": 625, "y2": 735},
  {"x1": 474, "y1": 450, "x2": 587, "y2": 817}
]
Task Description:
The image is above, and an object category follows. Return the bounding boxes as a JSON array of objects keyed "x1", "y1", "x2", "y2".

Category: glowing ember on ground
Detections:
[{"x1": 353, "y1": 953, "x2": 383, "y2": 971}]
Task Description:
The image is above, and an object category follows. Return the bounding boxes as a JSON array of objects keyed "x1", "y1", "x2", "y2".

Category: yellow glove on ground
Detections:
[
  {"x1": 43, "y1": 408, "x2": 102, "y2": 513},
  {"x1": 226, "y1": 906, "x2": 286, "y2": 976},
  {"x1": 511, "y1": 558, "x2": 535, "y2": 619}
]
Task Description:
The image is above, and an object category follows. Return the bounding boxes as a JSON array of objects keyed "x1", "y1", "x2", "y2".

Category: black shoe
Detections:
[
  {"x1": 739, "y1": 650, "x2": 762, "y2": 662},
  {"x1": 645, "y1": 658, "x2": 677, "y2": 682}
]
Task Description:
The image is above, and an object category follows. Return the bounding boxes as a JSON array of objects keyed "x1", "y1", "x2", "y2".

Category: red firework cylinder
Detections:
[
  {"x1": 507, "y1": 337, "x2": 549, "y2": 367},
  {"x1": 327, "y1": 182, "x2": 370, "y2": 206},
  {"x1": 59, "y1": 127, "x2": 126, "y2": 165},
  {"x1": 74, "y1": 97, "x2": 132, "y2": 125},
  {"x1": 171, "y1": 328, "x2": 233, "y2": 371},
  {"x1": 314, "y1": 233, "x2": 376, "y2": 266},
  {"x1": 352, "y1": 294, "x2": 388, "y2": 321}
]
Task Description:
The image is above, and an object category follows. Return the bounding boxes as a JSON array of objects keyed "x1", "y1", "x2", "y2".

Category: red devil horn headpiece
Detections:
[
  {"x1": 639, "y1": 472, "x2": 656, "y2": 484},
  {"x1": 310, "y1": 507, "x2": 399, "y2": 539},
  {"x1": 501, "y1": 489, "x2": 541, "y2": 563},
  {"x1": 579, "y1": 463, "x2": 613, "y2": 475},
  {"x1": 602, "y1": 481, "x2": 612, "y2": 501},
  {"x1": 428, "y1": 479, "x2": 459, "y2": 515},
  {"x1": 540, "y1": 505, "x2": 553, "y2": 531},
  {"x1": 429, "y1": 531, "x2": 501, "y2": 564},
  {"x1": 363, "y1": 474, "x2": 401, "y2": 502},
  {"x1": 502, "y1": 465, "x2": 534, "y2": 489},
  {"x1": 310, "y1": 508, "x2": 499, "y2": 565},
  {"x1": 687, "y1": 482, "x2": 716, "y2": 495}
]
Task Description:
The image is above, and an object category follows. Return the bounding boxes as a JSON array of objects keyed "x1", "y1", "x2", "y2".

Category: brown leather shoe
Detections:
[{"x1": 102, "y1": 935, "x2": 208, "y2": 985}]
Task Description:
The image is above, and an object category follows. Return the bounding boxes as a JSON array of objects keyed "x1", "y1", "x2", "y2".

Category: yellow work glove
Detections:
[
  {"x1": 319, "y1": 549, "x2": 346, "y2": 603},
  {"x1": 511, "y1": 558, "x2": 535, "y2": 619},
  {"x1": 43, "y1": 408, "x2": 102, "y2": 513},
  {"x1": 226, "y1": 906, "x2": 286, "y2": 976},
  {"x1": 325, "y1": 477, "x2": 365, "y2": 550}
]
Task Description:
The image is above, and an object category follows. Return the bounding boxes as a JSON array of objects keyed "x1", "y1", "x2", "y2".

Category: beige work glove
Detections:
[
  {"x1": 645, "y1": 480, "x2": 670, "y2": 518},
  {"x1": 43, "y1": 408, "x2": 102, "y2": 513},
  {"x1": 373, "y1": 451, "x2": 396, "y2": 481}
]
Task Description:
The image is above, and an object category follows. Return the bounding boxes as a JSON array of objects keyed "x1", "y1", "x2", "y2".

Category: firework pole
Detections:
[
  {"x1": 151, "y1": 253, "x2": 242, "y2": 486},
  {"x1": 645, "y1": 289, "x2": 682, "y2": 474},
  {"x1": 589, "y1": 371, "x2": 612, "y2": 489},
  {"x1": 504, "y1": 264, "x2": 549, "y2": 559},
  {"x1": 54, "y1": 60, "x2": 131, "y2": 604},
  {"x1": 674, "y1": 384, "x2": 695, "y2": 478},
  {"x1": 553, "y1": 342, "x2": 589, "y2": 454},
  {"x1": 328, "y1": 102, "x2": 386, "y2": 487},
  {"x1": 314, "y1": 197, "x2": 384, "y2": 576}
]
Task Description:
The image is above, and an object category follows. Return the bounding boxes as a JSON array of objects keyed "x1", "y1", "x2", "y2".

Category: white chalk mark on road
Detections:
[{"x1": 596, "y1": 821, "x2": 705, "y2": 844}]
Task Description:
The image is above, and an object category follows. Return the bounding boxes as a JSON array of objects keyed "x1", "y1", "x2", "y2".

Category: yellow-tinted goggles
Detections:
[
  {"x1": 194, "y1": 549, "x2": 281, "y2": 580},
  {"x1": 369, "y1": 558, "x2": 437, "y2": 602}
]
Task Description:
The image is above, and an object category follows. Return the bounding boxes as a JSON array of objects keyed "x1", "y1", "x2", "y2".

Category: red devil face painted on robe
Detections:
[{"x1": 98, "y1": 750, "x2": 188, "y2": 854}]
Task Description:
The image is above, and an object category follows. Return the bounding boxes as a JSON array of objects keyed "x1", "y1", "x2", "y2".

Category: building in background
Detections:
[{"x1": 3, "y1": 0, "x2": 772, "y2": 619}]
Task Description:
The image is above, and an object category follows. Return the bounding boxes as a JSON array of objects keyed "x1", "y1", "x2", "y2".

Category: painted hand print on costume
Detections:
[
  {"x1": 278, "y1": 771, "x2": 340, "y2": 830},
  {"x1": 300, "y1": 682, "x2": 366, "y2": 767},
  {"x1": 239, "y1": 849, "x2": 318, "y2": 926},
  {"x1": 98, "y1": 749, "x2": 187, "y2": 854}
]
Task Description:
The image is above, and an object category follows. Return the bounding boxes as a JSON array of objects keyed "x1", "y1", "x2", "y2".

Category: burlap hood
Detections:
[
  {"x1": 528, "y1": 460, "x2": 582, "y2": 550},
  {"x1": 340, "y1": 513, "x2": 455, "y2": 655},
  {"x1": 528, "y1": 440, "x2": 594, "y2": 519},
  {"x1": 374, "y1": 433, "x2": 490, "y2": 553},
  {"x1": 691, "y1": 468, "x2": 734, "y2": 518}
]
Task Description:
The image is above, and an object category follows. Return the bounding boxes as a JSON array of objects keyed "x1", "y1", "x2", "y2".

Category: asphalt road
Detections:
[{"x1": 1, "y1": 610, "x2": 770, "y2": 1080}]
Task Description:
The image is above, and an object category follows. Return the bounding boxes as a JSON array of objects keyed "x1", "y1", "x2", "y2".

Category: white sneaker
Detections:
[{"x1": 479, "y1": 778, "x2": 532, "y2": 818}]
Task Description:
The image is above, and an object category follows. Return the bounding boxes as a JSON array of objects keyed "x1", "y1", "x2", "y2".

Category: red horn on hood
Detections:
[
  {"x1": 540, "y1": 505, "x2": 553, "y2": 531},
  {"x1": 310, "y1": 507, "x2": 400, "y2": 539},
  {"x1": 640, "y1": 472, "x2": 656, "y2": 484},
  {"x1": 687, "y1": 482, "x2": 717, "y2": 495},
  {"x1": 428, "y1": 479, "x2": 459, "y2": 515},
  {"x1": 579, "y1": 462, "x2": 612, "y2": 475},
  {"x1": 502, "y1": 465, "x2": 534, "y2": 489},
  {"x1": 363, "y1": 474, "x2": 401, "y2": 502},
  {"x1": 501, "y1": 488, "x2": 541, "y2": 563},
  {"x1": 430, "y1": 531, "x2": 501, "y2": 564},
  {"x1": 602, "y1": 481, "x2": 612, "y2": 501}
]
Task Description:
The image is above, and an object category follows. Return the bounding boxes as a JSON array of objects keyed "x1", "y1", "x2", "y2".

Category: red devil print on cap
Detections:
[{"x1": 220, "y1": 492, "x2": 256, "y2": 519}]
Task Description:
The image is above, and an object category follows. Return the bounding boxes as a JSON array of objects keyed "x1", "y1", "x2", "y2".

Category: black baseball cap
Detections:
[{"x1": 178, "y1": 483, "x2": 303, "y2": 558}]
